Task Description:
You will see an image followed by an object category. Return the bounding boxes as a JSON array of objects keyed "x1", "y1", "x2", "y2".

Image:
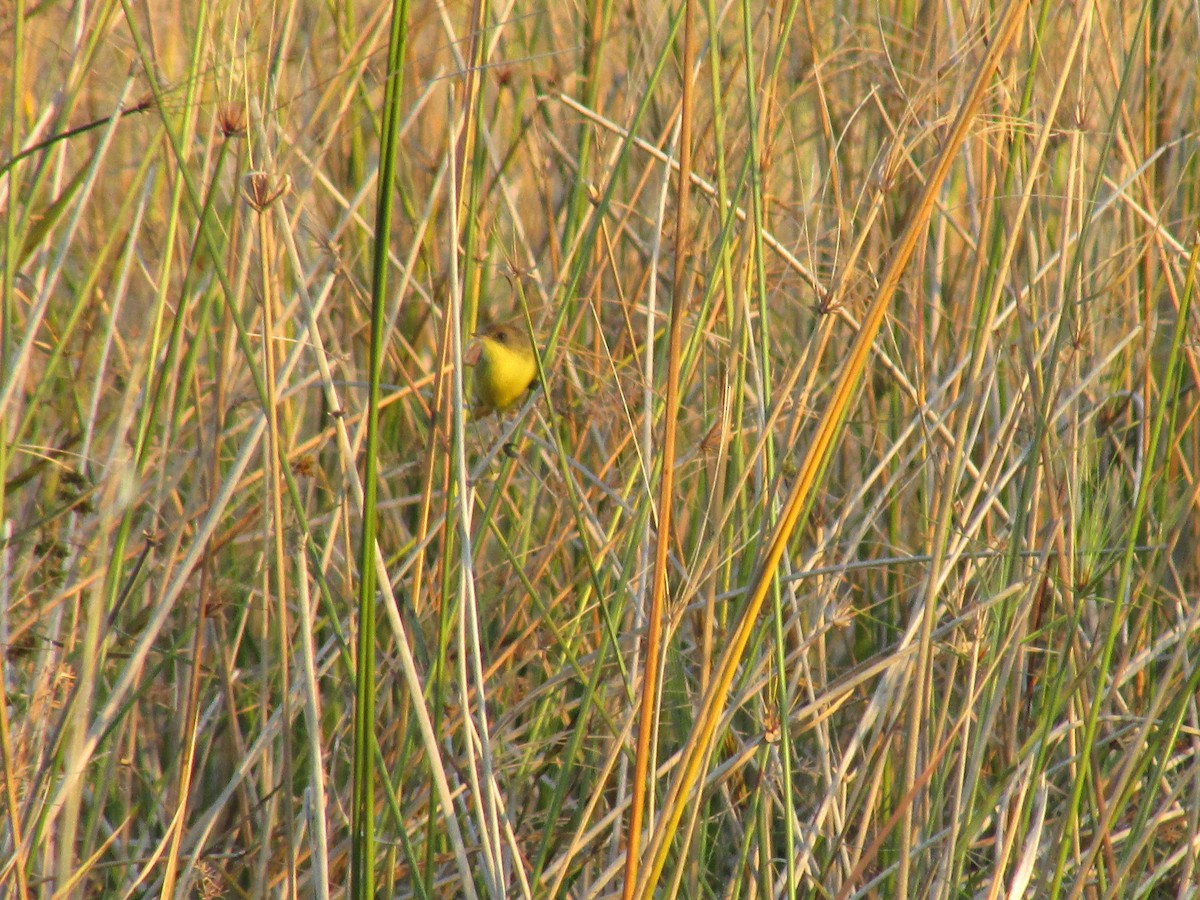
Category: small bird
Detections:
[{"x1": 469, "y1": 322, "x2": 538, "y2": 418}]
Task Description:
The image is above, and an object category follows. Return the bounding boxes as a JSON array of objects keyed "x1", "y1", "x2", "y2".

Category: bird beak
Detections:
[{"x1": 464, "y1": 335, "x2": 481, "y2": 366}]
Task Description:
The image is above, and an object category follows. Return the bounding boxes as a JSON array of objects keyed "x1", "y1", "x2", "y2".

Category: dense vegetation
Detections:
[{"x1": 3, "y1": 1, "x2": 1199, "y2": 896}]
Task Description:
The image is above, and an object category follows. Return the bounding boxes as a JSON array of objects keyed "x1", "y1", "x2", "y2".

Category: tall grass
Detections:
[{"x1": 3, "y1": 1, "x2": 1199, "y2": 897}]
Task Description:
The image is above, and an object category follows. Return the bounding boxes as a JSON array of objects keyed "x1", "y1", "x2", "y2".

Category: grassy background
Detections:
[{"x1": 3, "y1": 0, "x2": 1200, "y2": 897}]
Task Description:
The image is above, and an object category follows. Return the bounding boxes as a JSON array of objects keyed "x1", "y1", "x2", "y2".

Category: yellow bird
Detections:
[{"x1": 469, "y1": 323, "x2": 538, "y2": 418}]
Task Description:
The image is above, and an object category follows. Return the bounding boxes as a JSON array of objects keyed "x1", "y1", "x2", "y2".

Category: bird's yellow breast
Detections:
[{"x1": 473, "y1": 334, "x2": 537, "y2": 417}]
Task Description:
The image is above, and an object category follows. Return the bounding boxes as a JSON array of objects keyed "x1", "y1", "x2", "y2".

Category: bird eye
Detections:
[{"x1": 495, "y1": 329, "x2": 508, "y2": 343}]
